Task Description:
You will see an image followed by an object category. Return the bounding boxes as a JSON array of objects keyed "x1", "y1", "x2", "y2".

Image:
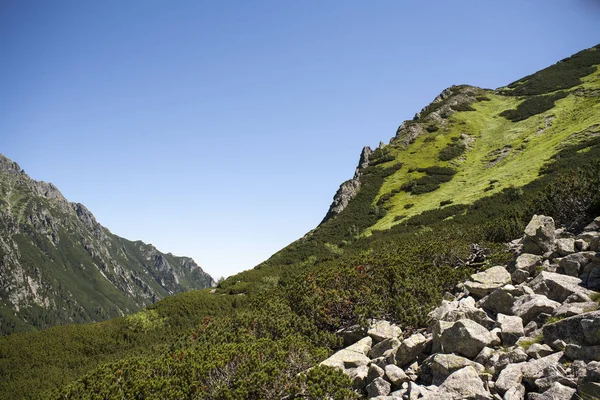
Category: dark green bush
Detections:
[
  {"x1": 500, "y1": 92, "x2": 568, "y2": 122},
  {"x1": 439, "y1": 141, "x2": 466, "y2": 161}
]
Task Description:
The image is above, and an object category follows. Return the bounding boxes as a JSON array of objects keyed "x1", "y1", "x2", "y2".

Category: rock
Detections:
[
  {"x1": 561, "y1": 259, "x2": 580, "y2": 277},
  {"x1": 543, "y1": 311, "x2": 600, "y2": 346},
  {"x1": 439, "y1": 319, "x2": 494, "y2": 359},
  {"x1": 586, "y1": 360, "x2": 600, "y2": 380},
  {"x1": 422, "y1": 366, "x2": 493, "y2": 400},
  {"x1": 583, "y1": 216, "x2": 600, "y2": 232},
  {"x1": 521, "y1": 352, "x2": 564, "y2": 385},
  {"x1": 526, "y1": 343, "x2": 554, "y2": 359},
  {"x1": 396, "y1": 333, "x2": 428, "y2": 367},
  {"x1": 432, "y1": 320, "x2": 455, "y2": 354},
  {"x1": 408, "y1": 382, "x2": 424, "y2": 400},
  {"x1": 366, "y1": 377, "x2": 391, "y2": 398},
  {"x1": 570, "y1": 359, "x2": 588, "y2": 381},
  {"x1": 337, "y1": 325, "x2": 367, "y2": 346},
  {"x1": 465, "y1": 266, "x2": 512, "y2": 298},
  {"x1": 320, "y1": 348, "x2": 371, "y2": 369},
  {"x1": 346, "y1": 365, "x2": 369, "y2": 389},
  {"x1": 370, "y1": 337, "x2": 401, "y2": 359},
  {"x1": 474, "y1": 347, "x2": 498, "y2": 368},
  {"x1": 528, "y1": 382, "x2": 576, "y2": 400},
  {"x1": 503, "y1": 384, "x2": 525, "y2": 400},
  {"x1": 550, "y1": 339, "x2": 567, "y2": 351},
  {"x1": 564, "y1": 344, "x2": 600, "y2": 361},
  {"x1": 478, "y1": 286, "x2": 516, "y2": 315},
  {"x1": 559, "y1": 251, "x2": 596, "y2": 271},
  {"x1": 496, "y1": 347, "x2": 528, "y2": 371},
  {"x1": 421, "y1": 353, "x2": 484, "y2": 386},
  {"x1": 528, "y1": 271, "x2": 594, "y2": 303},
  {"x1": 522, "y1": 215, "x2": 556, "y2": 255},
  {"x1": 495, "y1": 363, "x2": 524, "y2": 395},
  {"x1": 367, "y1": 364, "x2": 385, "y2": 384},
  {"x1": 385, "y1": 364, "x2": 410, "y2": 388},
  {"x1": 346, "y1": 336, "x2": 372, "y2": 355},
  {"x1": 514, "y1": 254, "x2": 543, "y2": 275},
  {"x1": 582, "y1": 262, "x2": 600, "y2": 291},
  {"x1": 524, "y1": 321, "x2": 538, "y2": 336},
  {"x1": 512, "y1": 269, "x2": 530, "y2": 285},
  {"x1": 533, "y1": 365, "x2": 576, "y2": 392},
  {"x1": 368, "y1": 320, "x2": 402, "y2": 343},
  {"x1": 574, "y1": 239, "x2": 589, "y2": 251},
  {"x1": 498, "y1": 314, "x2": 524, "y2": 346},
  {"x1": 556, "y1": 238, "x2": 575, "y2": 256},
  {"x1": 553, "y1": 302, "x2": 598, "y2": 318},
  {"x1": 430, "y1": 297, "x2": 495, "y2": 329},
  {"x1": 511, "y1": 294, "x2": 560, "y2": 324}
]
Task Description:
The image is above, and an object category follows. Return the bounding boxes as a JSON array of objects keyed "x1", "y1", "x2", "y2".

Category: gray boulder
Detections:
[
  {"x1": 368, "y1": 320, "x2": 402, "y2": 343},
  {"x1": 495, "y1": 362, "x2": 524, "y2": 395},
  {"x1": 497, "y1": 314, "x2": 524, "y2": 346},
  {"x1": 521, "y1": 351, "x2": 564, "y2": 385},
  {"x1": 430, "y1": 297, "x2": 495, "y2": 329},
  {"x1": 438, "y1": 319, "x2": 494, "y2": 359},
  {"x1": 366, "y1": 377, "x2": 391, "y2": 398},
  {"x1": 421, "y1": 366, "x2": 492, "y2": 400},
  {"x1": 345, "y1": 365, "x2": 369, "y2": 389},
  {"x1": 511, "y1": 269, "x2": 530, "y2": 284},
  {"x1": 370, "y1": 337, "x2": 401, "y2": 359},
  {"x1": 527, "y1": 382, "x2": 576, "y2": 400},
  {"x1": 420, "y1": 353, "x2": 484, "y2": 386},
  {"x1": 514, "y1": 253, "x2": 543, "y2": 274},
  {"x1": 528, "y1": 271, "x2": 593, "y2": 303},
  {"x1": 526, "y1": 343, "x2": 554, "y2": 359},
  {"x1": 511, "y1": 294, "x2": 560, "y2": 324},
  {"x1": 464, "y1": 266, "x2": 512, "y2": 298},
  {"x1": 395, "y1": 332, "x2": 428, "y2": 367},
  {"x1": 522, "y1": 215, "x2": 556, "y2": 255},
  {"x1": 543, "y1": 311, "x2": 600, "y2": 346},
  {"x1": 556, "y1": 238, "x2": 575, "y2": 256},
  {"x1": 582, "y1": 262, "x2": 600, "y2": 291},
  {"x1": 367, "y1": 364, "x2": 385, "y2": 384},
  {"x1": 320, "y1": 348, "x2": 371, "y2": 370},
  {"x1": 503, "y1": 384, "x2": 525, "y2": 400},
  {"x1": 553, "y1": 302, "x2": 598, "y2": 318},
  {"x1": 345, "y1": 336, "x2": 372, "y2": 355},
  {"x1": 564, "y1": 344, "x2": 600, "y2": 361},
  {"x1": 533, "y1": 365, "x2": 576, "y2": 392},
  {"x1": 385, "y1": 364, "x2": 410, "y2": 388}
]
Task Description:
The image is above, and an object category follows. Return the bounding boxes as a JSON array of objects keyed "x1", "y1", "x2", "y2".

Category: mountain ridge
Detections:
[{"x1": 0, "y1": 153, "x2": 214, "y2": 335}]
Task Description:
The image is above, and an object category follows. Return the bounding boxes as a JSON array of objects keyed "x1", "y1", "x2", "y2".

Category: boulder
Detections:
[
  {"x1": 526, "y1": 343, "x2": 554, "y2": 359},
  {"x1": 542, "y1": 311, "x2": 600, "y2": 346},
  {"x1": 496, "y1": 347, "x2": 528, "y2": 371},
  {"x1": 514, "y1": 253, "x2": 543, "y2": 274},
  {"x1": 511, "y1": 269, "x2": 530, "y2": 285},
  {"x1": 346, "y1": 336, "x2": 372, "y2": 355},
  {"x1": 395, "y1": 333, "x2": 428, "y2": 367},
  {"x1": 511, "y1": 294, "x2": 560, "y2": 324},
  {"x1": 385, "y1": 364, "x2": 410, "y2": 388},
  {"x1": 533, "y1": 365, "x2": 576, "y2": 392},
  {"x1": 521, "y1": 352, "x2": 564, "y2": 385},
  {"x1": 464, "y1": 266, "x2": 512, "y2": 298},
  {"x1": 574, "y1": 239, "x2": 589, "y2": 251},
  {"x1": 420, "y1": 353, "x2": 484, "y2": 386},
  {"x1": 368, "y1": 320, "x2": 402, "y2": 343},
  {"x1": 553, "y1": 302, "x2": 598, "y2": 318},
  {"x1": 527, "y1": 382, "x2": 576, "y2": 400},
  {"x1": 421, "y1": 366, "x2": 493, "y2": 400},
  {"x1": 582, "y1": 262, "x2": 600, "y2": 291},
  {"x1": 337, "y1": 324, "x2": 367, "y2": 346},
  {"x1": 556, "y1": 238, "x2": 575, "y2": 256},
  {"x1": 370, "y1": 337, "x2": 401, "y2": 359},
  {"x1": 367, "y1": 364, "x2": 385, "y2": 384},
  {"x1": 345, "y1": 365, "x2": 368, "y2": 390},
  {"x1": 528, "y1": 271, "x2": 594, "y2": 303},
  {"x1": 366, "y1": 377, "x2": 391, "y2": 398},
  {"x1": 430, "y1": 297, "x2": 495, "y2": 329},
  {"x1": 522, "y1": 215, "x2": 555, "y2": 255},
  {"x1": 320, "y1": 348, "x2": 371, "y2": 370},
  {"x1": 503, "y1": 384, "x2": 525, "y2": 400},
  {"x1": 558, "y1": 251, "x2": 596, "y2": 271},
  {"x1": 495, "y1": 363, "x2": 524, "y2": 395},
  {"x1": 438, "y1": 319, "x2": 494, "y2": 359},
  {"x1": 478, "y1": 286, "x2": 516, "y2": 315},
  {"x1": 564, "y1": 344, "x2": 600, "y2": 361},
  {"x1": 497, "y1": 314, "x2": 524, "y2": 346}
]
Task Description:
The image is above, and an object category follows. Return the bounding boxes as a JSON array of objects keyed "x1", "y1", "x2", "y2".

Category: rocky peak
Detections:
[
  {"x1": 322, "y1": 146, "x2": 372, "y2": 224},
  {"x1": 0, "y1": 154, "x2": 26, "y2": 177}
]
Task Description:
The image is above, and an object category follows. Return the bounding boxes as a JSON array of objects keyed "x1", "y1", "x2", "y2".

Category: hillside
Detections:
[
  {"x1": 0, "y1": 154, "x2": 214, "y2": 335},
  {"x1": 1, "y1": 44, "x2": 600, "y2": 399}
]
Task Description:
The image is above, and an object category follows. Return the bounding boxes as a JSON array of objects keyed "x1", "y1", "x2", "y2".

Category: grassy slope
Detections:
[{"x1": 370, "y1": 67, "x2": 600, "y2": 232}]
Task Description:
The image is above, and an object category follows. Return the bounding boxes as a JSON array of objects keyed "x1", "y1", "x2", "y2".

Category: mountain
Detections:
[
  {"x1": 2, "y1": 44, "x2": 600, "y2": 399},
  {"x1": 0, "y1": 154, "x2": 214, "y2": 335}
]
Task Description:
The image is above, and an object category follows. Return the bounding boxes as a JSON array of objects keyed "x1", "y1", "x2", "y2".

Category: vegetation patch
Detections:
[
  {"x1": 400, "y1": 167, "x2": 456, "y2": 195},
  {"x1": 500, "y1": 92, "x2": 569, "y2": 122},
  {"x1": 439, "y1": 140, "x2": 467, "y2": 161}
]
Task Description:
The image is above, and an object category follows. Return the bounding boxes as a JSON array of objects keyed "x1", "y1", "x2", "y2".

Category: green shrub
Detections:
[
  {"x1": 439, "y1": 141, "x2": 466, "y2": 161},
  {"x1": 500, "y1": 92, "x2": 568, "y2": 122}
]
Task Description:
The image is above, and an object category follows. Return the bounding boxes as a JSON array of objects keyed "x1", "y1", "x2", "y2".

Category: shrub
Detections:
[
  {"x1": 439, "y1": 141, "x2": 466, "y2": 161},
  {"x1": 500, "y1": 92, "x2": 568, "y2": 122},
  {"x1": 440, "y1": 200, "x2": 453, "y2": 206}
]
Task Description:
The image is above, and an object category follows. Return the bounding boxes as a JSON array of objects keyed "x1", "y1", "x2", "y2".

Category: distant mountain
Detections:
[{"x1": 0, "y1": 154, "x2": 214, "y2": 335}]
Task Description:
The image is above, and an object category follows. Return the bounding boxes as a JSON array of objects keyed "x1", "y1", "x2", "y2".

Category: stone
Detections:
[
  {"x1": 583, "y1": 216, "x2": 600, "y2": 232},
  {"x1": 528, "y1": 382, "x2": 576, "y2": 400},
  {"x1": 528, "y1": 271, "x2": 594, "y2": 303},
  {"x1": 533, "y1": 365, "x2": 576, "y2": 392},
  {"x1": 337, "y1": 324, "x2": 367, "y2": 346},
  {"x1": 503, "y1": 384, "x2": 525, "y2": 400},
  {"x1": 556, "y1": 238, "x2": 575, "y2": 256},
  {"x1": 478, "y1": 287, "x2": 516, "y2": 315},
  {"x1": 522, "y1": 215, "x2": 556, "y2": 255},
  {"x1": 346, "y1": 336, "x2": 372, "y2": 355},
  {"x1": 574, "y1": 239, "x2": 589, "y2": 251},
  {"x1": 439, "y1": 319, "x2": 493, "y2": 359},
  {"x1": 587, "y1": 360, "x2": 600, "y2": 380},
  {"x1": 367, "y1": 363, "x2": 385, "y2": 384},
  {"x1": 521, "y1": 352, "x2": 564, "y2": 385},
  {"x1": 320, "y1": 349, "x2": 371, "y2": 369},
  {"x1": 579, "y1": 382, "x2": 600, "y2": 400},
  {"x1": 464, "y1": 266, "x2": 512, "y2": 298},
  {"x1": 562, "y1": 259, "x2": 580, "y2": 277},
  {"x1": 346, "y1": 365, "x2": 369, "y2": 389},
  {"x1": 408, "y1": 382, "x2": 423, "y2": 400},
  {"x1": 511, "y1": 294, "x2": 560, "y2": 324},
  {"x1": 559, "y1": 251, "x2": 596, "y2": 271},
  {"x1": 526, "y1": 343, "x2": 554, "y2": 359},
  {"x1": 430, "y1": 297, "x2": 495, "y2": 329},
  {"x1": 564, "y1": 344, "x2": 600, "y2": 361},
  {"x1": 395, "y1": 333, "x2": 428, "y2": 367},
  {"x1": 421, "y1": 353, "x2": 484, "y2": 386},
  {"x1": 385, "y1": 364, "x2": 410, "y2": 388},
  {"x1": 542, "y1": 311, "x2": 600, "y2": 346},
  {"x1": 422, "y1": 366, "x2": 493, "y2": 400},
  {"x1": 582, "y1": 263, "x2": 600, "y2": 291},
  {"x1": 474, "y1": 347, "x2": 497, "y2": 368},
  {"x1": 368, "y1": 320, "x2": 402, "y2": 343},
  {"x1": 496, "y1": 347, "x2": 528, "y2": 371},
  {"x1": 511, "y1": 269, "x2": 530, "y2": 285},
  {"x1": 495, "y1": 363, "x2": 524, "y2": 395},
  {"x1": 498, "y1": 314, "x2": 524, "y2": 346},
  {"x1": 370, "y1": 337, "x2": 401, "y2": 359},
  {"x1": 432, "y1": 320, "x2": 455, "y2": 354},
  {"x1": 553, "y1": 302, "x2": 598, "y2": 318},
  {"x1": 514, "y1": 254, "x2": 543, "y2": 274},
  {"x1": 366, "y1": 377, "x2": 391, "y2": 398}
]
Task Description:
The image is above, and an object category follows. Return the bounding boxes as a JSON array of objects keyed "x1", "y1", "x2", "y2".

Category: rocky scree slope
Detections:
[
  {"x1": 0, "y1": 154, "x2": 214, "y2": 335},
  {"x1": 318, "y1": 214, "x2": 600, "y2": 399}
]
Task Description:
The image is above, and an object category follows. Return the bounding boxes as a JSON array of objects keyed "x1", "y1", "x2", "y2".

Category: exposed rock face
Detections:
[
  {"x1": 321, "y1": 146, "x2": 372, "y2": 223},
  {"x1": 0, "y1": 153, "x2": 214, "y2": 335},
  {"x1": 522, "y1": 215, "x2": 556, "y2": 255},
  {"x1": 316, "y1": 214, "x2": 600, "y2": 399}
]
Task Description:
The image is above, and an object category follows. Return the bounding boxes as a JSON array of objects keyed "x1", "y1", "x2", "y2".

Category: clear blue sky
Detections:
[{"x1": 1, "y1": 1, "x2": 599, "y2": 280}]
